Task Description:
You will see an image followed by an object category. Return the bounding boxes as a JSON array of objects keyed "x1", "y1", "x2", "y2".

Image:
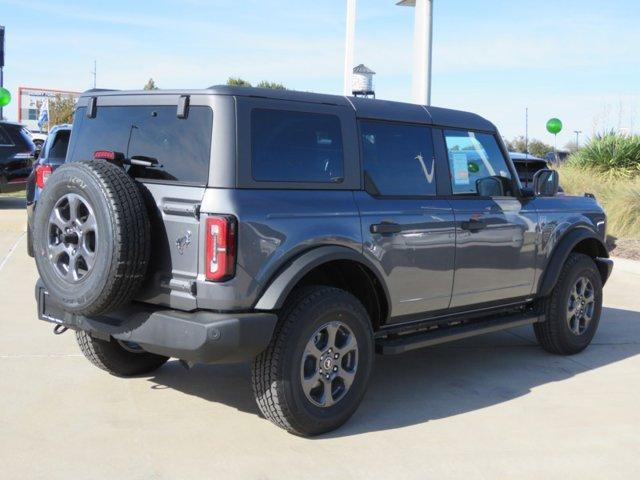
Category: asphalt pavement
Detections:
[{"x1": 1, "y1": 196, "x2": 639, "y2": 480}]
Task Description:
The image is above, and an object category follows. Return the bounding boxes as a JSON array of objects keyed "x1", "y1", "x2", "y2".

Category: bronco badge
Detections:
[{"x1": 176, "y1": 231, "x2": 192, "y2": 255}]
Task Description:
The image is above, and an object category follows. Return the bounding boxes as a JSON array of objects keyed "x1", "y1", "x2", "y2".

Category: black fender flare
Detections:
[
  {"x1": 538, "y1": 227, "x2": 610, "y2": 297},
  {"x1": 254, "y1": 245, "x2": 391, "y2": 312}
]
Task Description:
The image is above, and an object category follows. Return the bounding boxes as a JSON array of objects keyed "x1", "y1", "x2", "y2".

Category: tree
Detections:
[
  {"x1": 49, "y1": 94, "x2": 75, "y2": 128},
  {"x1": 256, "y1": 80, "x2": 286, "y2": 90},
  {"x1": 505, "y1": 136, "x2": 554, "y2": 158},
  {"x1": 505, "y1": 136, "x2": 528, "y2": 153},
  {"x1": 528, "y1": 139, "x2": 554, "y2": 158},
  {"x1": 226, "y1": 77, "x2": 287, "y2": 90},
  {"x1": 227, "y1": 77, "x2": 252, "y2": 87},
  {"x1": 144, "y1": 78, "x2": 158, "y2": 90}
]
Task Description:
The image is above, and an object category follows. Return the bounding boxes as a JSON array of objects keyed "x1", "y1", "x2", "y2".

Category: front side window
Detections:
[
  {"x1": 360, "y1": 121, "x2": 436, "y2": 196},
  {"x1": 251, "y1": 109, "x2": 344, "y2": 183},
  {"x1": 444, "y1": 130, "x2": 512, "y2": 195}
]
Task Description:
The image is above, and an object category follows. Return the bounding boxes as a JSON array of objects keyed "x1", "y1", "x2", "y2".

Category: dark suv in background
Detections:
[
  {"x1": 26, "y1": 124, "x2": 72, "y2": 256},
  {"x1": 32, "y1": 87, "x2": 612, "y2": 436},
  {"x1": 0, "y1": 121, "x2": 36, "y2": 194}
]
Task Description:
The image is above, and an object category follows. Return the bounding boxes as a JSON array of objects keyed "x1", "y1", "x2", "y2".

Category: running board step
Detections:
[{"x1": 376, "y1": 313, "x2": 542, "y2": 355}]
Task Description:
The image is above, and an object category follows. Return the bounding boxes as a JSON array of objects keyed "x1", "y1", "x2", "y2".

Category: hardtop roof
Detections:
[{"x1": 78, "y1": 85, "x2": 497, "y2": 132}]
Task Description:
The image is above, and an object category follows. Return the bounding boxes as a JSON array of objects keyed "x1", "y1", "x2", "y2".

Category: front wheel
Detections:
[
  {"x1": 252, "y1": 286, "x2": 374, "y2": 436},
  {"x1": 534, "y1": 253, "x2": 603, "y2": 355}
]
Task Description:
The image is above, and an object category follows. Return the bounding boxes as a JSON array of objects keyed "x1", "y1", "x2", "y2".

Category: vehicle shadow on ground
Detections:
[
  {"x1": 0, "y1": 197, "x2": 26, "y2": 210},
  {"x1": 147, "y1": 306, "x2": 640, "y2": 437}
]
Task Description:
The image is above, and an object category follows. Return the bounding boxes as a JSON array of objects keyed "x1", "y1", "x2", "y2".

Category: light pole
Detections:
[
  {"x1": 397, "y1": 0, "x2": 434, "y2": 105},
  {"x1": 343, "y1": 0, "x2": 357, "y2": 96},
  {"x1": 574, "y1": 130, "x2": 582, "y2": 149}
]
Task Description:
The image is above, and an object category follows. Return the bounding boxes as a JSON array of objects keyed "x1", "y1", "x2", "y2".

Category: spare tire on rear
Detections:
[{"x1": 33, "y1": 160, "x2": 150, "y2": 316}]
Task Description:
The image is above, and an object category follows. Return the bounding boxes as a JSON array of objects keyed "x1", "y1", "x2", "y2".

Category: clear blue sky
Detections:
[{"x1": 1, "y1": 0, "x2": 638, "y2": 146}]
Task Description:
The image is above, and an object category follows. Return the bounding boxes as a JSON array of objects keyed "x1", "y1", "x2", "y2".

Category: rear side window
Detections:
[
  {"x1": 69, "y1": 105, "x2": 213, "y2": 184},
  {"x1": 0, "y1": 125, "x2": 13, "y2": 145},
  {"x1": 360, "y1": 121, "x2": 436, "y2": 196},
  {"x1": 46, "y1": 130, "x2": 71, "y2": 165},
  {"x1": 251, "y1": 108, "x2": 344, "y2": 183},
  {"x1": 444, "y1": 130, "x2": 511, "y2": 195}
]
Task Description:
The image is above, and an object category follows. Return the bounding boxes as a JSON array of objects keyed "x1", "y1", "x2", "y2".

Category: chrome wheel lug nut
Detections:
[
  {"x1": 325, "y1": 374, "x2": 330, "y2": 380},
  {"x1": 333, "y1": 366, "x2": 338, "y2": 372},
  {"x1": 334, "y1": 353, "x2": 339, "y2": 359}
]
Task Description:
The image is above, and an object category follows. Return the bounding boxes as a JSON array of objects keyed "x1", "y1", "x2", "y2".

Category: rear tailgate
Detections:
[{"x1": 67, "y1": 97, "x2": 214, "y2": 311}]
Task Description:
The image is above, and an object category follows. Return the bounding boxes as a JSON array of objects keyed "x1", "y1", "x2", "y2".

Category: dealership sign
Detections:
[{"x1": 18, "y1": 86, "x2": 81, "y2": 132}]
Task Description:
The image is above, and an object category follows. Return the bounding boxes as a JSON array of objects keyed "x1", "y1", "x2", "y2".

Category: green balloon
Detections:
[
  {"x1": 546, "y1": 118, "x2": 563, "y2": 135},
  {"x1": 0, "y1": 87, "x2": 10, "y2": 107}
]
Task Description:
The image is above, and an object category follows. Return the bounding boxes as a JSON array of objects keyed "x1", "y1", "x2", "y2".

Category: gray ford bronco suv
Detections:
[{"x1": 33, "y1": 86, "x2": 613, "y2": 436}]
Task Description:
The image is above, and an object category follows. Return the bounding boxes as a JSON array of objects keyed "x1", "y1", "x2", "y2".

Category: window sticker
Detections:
[{"x1": 452, "y1": 153, "x2": 470, "y2": 185}]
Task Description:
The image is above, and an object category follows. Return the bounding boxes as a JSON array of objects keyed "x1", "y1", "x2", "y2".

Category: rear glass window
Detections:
[
  {"x1": 69, "y1": 105, "x2": 212, "y2": 184},
  {"x1": 360, "y1": 121, "x2": 436, "y2": 196},
  {"x1": 251, "y1": 108, "x2": 344, "y2": 183}
]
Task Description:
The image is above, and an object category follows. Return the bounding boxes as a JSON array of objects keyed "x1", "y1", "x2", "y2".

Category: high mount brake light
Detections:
[
  {"x1": 205, "y1": 216, "x2": 237, "y2": 282},
  {"x1": 35, "y1": 165, "x2": 53, "y2": 189},
  {"x1": 93, "y1": 150, "x2": 124, "y2": 161}
]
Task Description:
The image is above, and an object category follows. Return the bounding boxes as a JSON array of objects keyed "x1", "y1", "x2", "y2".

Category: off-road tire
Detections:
[
  {"x1": 27, "y1": 223, "x2": 34, "y2": 257},
  {"x1": 33, "y1": 160, "x2": 150, "y2": 316},
  {"x1": 76, "y1": 331, "x2": 169, "y2": 377},
  {"x1": 534, "y1": 253, "x2": 603, "y2": 355},
  {"x1": 252, "y1": 286, "x2": 374, "y2": 436}
]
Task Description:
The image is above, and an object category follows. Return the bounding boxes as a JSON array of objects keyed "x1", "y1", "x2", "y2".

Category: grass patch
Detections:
[
  {"x1": 559, "y1": 164, "x2": 640, "y2": 238},
  {"x1": 0, "y1": 191, "x2": 26, "y2": 198},
  {"x1": 567, "y1": 133, "x2": 640, "y2": 179}
]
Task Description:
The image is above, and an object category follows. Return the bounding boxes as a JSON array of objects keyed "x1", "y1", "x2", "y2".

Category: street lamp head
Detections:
[{"x1": 396, "y1": 0, "x2": 416, "y2": 5}]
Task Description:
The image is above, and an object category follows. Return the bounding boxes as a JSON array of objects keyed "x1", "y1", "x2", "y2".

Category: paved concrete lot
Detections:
[{"x1": 1, "y1": 196, "x2": 639, "y2": 480}]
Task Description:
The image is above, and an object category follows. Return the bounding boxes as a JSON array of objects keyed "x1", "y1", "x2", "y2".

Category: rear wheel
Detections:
[
  {"x1": 76, "y1": 331, "x2": 168, "y2": 377},
  {"x1": 252, "y1": 286, "x2": 374, "y2": 436},
  {"x1": 534, "y1": 253, "x2": 603, "y2": 355}
]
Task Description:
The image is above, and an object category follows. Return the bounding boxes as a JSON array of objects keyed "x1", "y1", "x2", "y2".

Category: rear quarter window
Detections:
[
  {"x1": 250, "y1": 108, "x2": 344, "y2": 183},
  {"x1": 46, "y1": 130, "x2": 71, "y2": 165},
  {"x1": 69, "y1": 105, "x2": 212, "y2": 184},
  {"x1": 0, "y1": 125, "x2": 13, "y2": 146}
]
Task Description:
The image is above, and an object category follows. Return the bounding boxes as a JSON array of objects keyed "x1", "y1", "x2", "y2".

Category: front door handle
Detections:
[
  {"x1": 370, "y1": 222, "x2": 402, "y2": 234},
  {"x1": 460, "y1": 218, "x2": 487, "y2": 232}
]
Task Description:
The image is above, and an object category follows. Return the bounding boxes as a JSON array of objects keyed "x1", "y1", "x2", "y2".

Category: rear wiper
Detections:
[{"x1": 126, "y1": 155, "x2": 158, "y2": 167}]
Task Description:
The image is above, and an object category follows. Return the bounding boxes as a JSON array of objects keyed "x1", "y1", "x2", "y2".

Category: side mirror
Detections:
[
  {"x1": 476, "y1": 176, "x2": 504, "y2": 197},
  {"x1": 533, "y1": 169, "x2": 559, "y2": 196}
]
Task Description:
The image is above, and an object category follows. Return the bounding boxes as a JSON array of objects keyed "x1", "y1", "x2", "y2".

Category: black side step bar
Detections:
[{"x1": 376, "y1": 312, "x2": 542, "y2": 355}]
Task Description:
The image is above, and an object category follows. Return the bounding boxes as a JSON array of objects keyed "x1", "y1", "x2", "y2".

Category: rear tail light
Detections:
[
  {"x1": 205, "y1": 216, "x2": 237, "y2": 282},
  {"x1": 35, "y1": 165, "x2": 53, "y2": 189}
]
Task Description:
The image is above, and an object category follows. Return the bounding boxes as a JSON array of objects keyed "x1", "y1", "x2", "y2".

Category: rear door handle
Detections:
[
  {"x1": 460, "y1": 218, "x2": 487, "y2": 232},
  {"x1": 370, "y1": 223, "x2": 402, "y2": 234}
]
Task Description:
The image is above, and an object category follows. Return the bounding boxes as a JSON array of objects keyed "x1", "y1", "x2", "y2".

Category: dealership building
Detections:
[{"x1": 17, "y1": 86, "x2": 81, "y2": 132}]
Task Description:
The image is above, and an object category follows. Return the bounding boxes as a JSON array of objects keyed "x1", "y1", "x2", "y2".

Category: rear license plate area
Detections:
[{"x1": 38, "y1": 288, "x2": 66, "y2": 324}]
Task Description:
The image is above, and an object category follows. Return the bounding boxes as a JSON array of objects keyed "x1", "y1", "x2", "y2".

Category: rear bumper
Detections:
[{"x1": 36, "y1": 281, "x2": 277, "y2": 364}]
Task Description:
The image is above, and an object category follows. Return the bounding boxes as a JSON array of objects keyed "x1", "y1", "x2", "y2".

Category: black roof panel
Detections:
[{"x1": 79, "y1": 85, "x2": 497, "y2": 132}]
